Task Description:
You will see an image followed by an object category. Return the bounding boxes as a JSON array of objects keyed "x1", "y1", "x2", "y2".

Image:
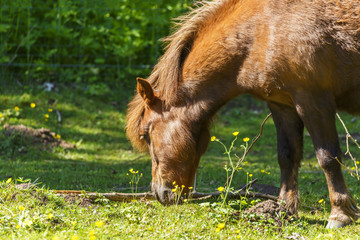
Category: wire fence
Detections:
[{"x1": 0, "y1": 0, "x2": 192, "y2": 91}]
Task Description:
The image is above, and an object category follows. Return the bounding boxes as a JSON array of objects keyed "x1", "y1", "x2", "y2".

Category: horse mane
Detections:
[{"x1": 126, "y1": 0, "x2": 238, "y2": 151}]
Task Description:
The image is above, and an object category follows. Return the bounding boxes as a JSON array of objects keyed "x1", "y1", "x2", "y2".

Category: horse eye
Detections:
[{"x1": 140, "y1": 133, "x2": 151, "y2": 145}]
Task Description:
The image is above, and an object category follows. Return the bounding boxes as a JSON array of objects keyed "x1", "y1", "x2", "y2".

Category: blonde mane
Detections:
[{"x1": 126, "y1": 0, "x2": 237, "y2": 151}]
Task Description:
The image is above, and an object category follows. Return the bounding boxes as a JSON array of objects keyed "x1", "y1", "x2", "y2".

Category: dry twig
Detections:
[
  {"x1": 224, "y1": 113, "x2": 272, "y2": 187},
  {"x1": 336, "y1": 113, "x2": 360, "y2": 180}
]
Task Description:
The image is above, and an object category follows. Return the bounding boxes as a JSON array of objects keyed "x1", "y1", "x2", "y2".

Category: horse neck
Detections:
[{"x1": 173, "y1": 78, "x2": 241, "y2": 125}]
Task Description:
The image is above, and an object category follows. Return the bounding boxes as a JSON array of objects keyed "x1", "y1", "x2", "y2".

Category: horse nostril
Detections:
[{"x1": 152, "y1": 183, "x2": 175, "y2": 205}]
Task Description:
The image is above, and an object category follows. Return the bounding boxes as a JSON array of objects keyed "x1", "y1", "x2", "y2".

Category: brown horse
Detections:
[{"x1": 126, "y1": 0, "x2": 360, "y2": 228}]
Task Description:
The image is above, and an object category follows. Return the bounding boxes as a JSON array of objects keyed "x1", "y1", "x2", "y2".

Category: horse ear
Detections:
[{"x1": 136, "y1": 77, "x2": 155, "y2": 106}]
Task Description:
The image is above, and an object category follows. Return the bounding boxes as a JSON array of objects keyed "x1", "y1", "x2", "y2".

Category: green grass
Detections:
[{"x1": 1, "y1": 85, "x2": 360, "y2": 239}]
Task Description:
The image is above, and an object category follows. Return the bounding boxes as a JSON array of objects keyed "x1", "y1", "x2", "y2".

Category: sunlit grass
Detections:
[{"x1": 1, "y1": 86, "x2": 360, "y2": 239}]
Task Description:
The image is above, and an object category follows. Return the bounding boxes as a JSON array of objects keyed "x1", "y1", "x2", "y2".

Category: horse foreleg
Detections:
[
  {"x1": 294, "y1": 92, "x2": 360, "y2": 229},
  {"x1": 268, "y1": 102, "x2": 304, "y2": 215}
]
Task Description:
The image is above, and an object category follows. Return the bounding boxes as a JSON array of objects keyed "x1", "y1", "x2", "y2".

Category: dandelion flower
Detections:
[
  {"x1": 351, "y1": 167, "x2": 355, "y2": 170},
  {"x1": 215, "y1": 228, "x2": 221, "y2": 232},
  {"x1": 6, "y1": 178, "x2": 12, "y2": 184},
  {"x1": 89, "y1": 230, "x2": 95, "y2": 236},
  {"x1": 44, "y1": 113, "x2": 49, "y2": 119},
  {"x1": 243, "y1": 137, "x2": 250, "y2": 142},
  {"x1": 14, "y1": 106, "x2": 20, "y2": 111},
  {"x1": 217, "y1": 222, "x2": 225, "y2": 229},
  {"x1": 172, "y1": 181, "x2": 176, "y2": 185},
  {"x1": 56, "y1": 134, "x2": 61, "y2": 139},
  {"x1": 172, "y1": 188, "x2": 177, "y2": 192},
  {"x1": 357, "y1": 161, "x2": 359, "y2": 165},
  {"x1": 47, "y1": 213, "x2": 54, "y2": 219},
  {"x1": 16, "y1": 224, "x2": 20, "y2": 229},
  {"x1": 71, "y1": 235, "x2": 80, "y2": 240},
  {"x1": 0, "y1": 113, "x2": 3, "y2": 118},
  {"x1": 211, "y1": 136, "x2": 216, "y2": 141},
  {"x1": 48, "y1": 108, "x2": 53, "y2": 112},
  {"x1": 181, "y1": 185, "x2": 185, "y2": 188},
  {"x1": 318, "y1": 199, "x2": 324, "y2": 204},
  {"x1": 232, "y1": 131, "x2": 239, "y2": 136},
  {"x1": 217, "y1": 186, "x2": 225, "y2": 192},
  {"x1": 188, "y1": 187, "x2": 193, "y2": 190},
  {"x1": 18, "y1": 206, "x2": 25, "y2": 211},
  {"x1": 95, "y1": 220, "x2": 104, "y2": 227},
  {"x1": 30, "y1": 103, "x2": 36, "y2": 108},
  {"x1": 261, "y1": 170, "x2": 265, "y2": 173},
  {"x1": 249, "y1": 174, "x2": 253, "y2": 178}
]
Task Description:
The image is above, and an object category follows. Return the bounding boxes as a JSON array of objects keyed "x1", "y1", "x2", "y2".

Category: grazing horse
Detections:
[{"x1": 126, "y1": 0, "x2": 360, "y2": 228}]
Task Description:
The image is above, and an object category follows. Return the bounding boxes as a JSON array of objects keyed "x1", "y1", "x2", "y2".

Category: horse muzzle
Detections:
[{"x1": 152, "y1": 182, "x2": 176, "y2": 205}]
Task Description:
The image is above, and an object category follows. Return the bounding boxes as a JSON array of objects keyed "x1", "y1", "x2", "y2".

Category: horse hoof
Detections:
[{"x1": 326, "y1": 220, "x2": 349, "y2": 229}]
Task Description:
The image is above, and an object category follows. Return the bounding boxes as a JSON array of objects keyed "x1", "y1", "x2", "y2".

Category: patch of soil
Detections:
[
  {"x1": 243, "y1": 200, "x2": 292, "y2": 226},
  {"x1": 3, "y1": 124, "x2": 75, "y2": 149},
  {"x1": 61, "y1": 194, "x2": 94, "y2": 207}
]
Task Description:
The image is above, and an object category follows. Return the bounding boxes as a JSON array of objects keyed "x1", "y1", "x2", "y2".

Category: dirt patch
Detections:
[
  {"x1": 3, "y1": 124, "x2": 75, "y2": 149},
  {"x1": 61, "y1": 194, "x2": 94, "y2": 207},
  {"x1": 242, "y1": 200, "x2": 292, "y2": 226}
]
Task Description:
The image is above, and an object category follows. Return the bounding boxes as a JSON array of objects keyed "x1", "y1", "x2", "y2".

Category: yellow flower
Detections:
[
  {"x1": 105, "y1": 13, "x2": 110, "y2": 18},
  {"x1": 210, "y1": 136, "x2": 216, "y2": 141},
  {"x1": 18, "y1": 205, "x2": 25, "y2": 211},
  {"x1": 217, "y1": 186, "x2": 225, "y2": 192},
  {"x1": 172, "y1": 181, "x2": 176, "y2": 185},
  {"x1": 47, "y1": 213, "x2": 54, "y2": 219},
  {"x1": 56, "y1": 134, "x2": 61, "y2": 139},
  {"x1": 52, "y1": 237, "x2": 60, "y2": 240},
  {"x1": 44, "y1": 113, "x2": 49, "y2": 119},
  {"x1": 188, "y1": 187, "x2": 193, "y2": 190},
  {"x1": 261, "y1": 170, "x2": 265, "y2": 173},
  {"x1": 71, "y1": 235, "x2": 80, "y2": 240},
  {"x1": 89, "y1": 230, "x2": 95, "y2": 236},
  {"x1": 181, "y1": 185, "x2": 185, "y2": 188},
  {"x1": 30, "y1": 103, "x2": 36, "y2": 108},
  {"x1": 249, "y1": 174, "x2": 253, "y2": 178},
  {"x1": 14, "y1": 106, "x2": 20, "y2": 111},
  {"x1": 0, "y1": 113, "x2": 3, "y2": 118},
  {"x1": 351, "y1": 167, "x2": 355, "y2": 170},
  {"x1": 318, "y1": 199, "x2": 324, "y2": 204},
  {"x1": 232, "y1": 131, "x2": 239, "y2": 136},
  {"x1": 95, "y1": 220, "x2": 104, "y2": 228},
  {"x1": 48, "y1": 108, "x2": 53, "y2": 112},
  {"x1": 217, "y1": 222, "x2": 226, "y2": 229},
  {"x1": 6, "y1": 178, "x2": 12, "y2": 184},
  {"x1": 243, "y1": 137, "x2": 250, "y2": 142},
  {"x1": 16, "y1": 224, "x2": 20, "y2": 229},
  {"x1": 356, "y1": 161, "x2": 359, "y2": 164},
  {"x1": 172, "y1": 188, "x2": 177, "y2": 192},
  {"x1": 243, "y1": 161, "x2": 248, "y2": 164},
  {"x1": 215, "y1": 228, "x2": 221, "y2": 232},
  {"x1": 113, "y1": 204, "x2": 118, "y2": 207}
]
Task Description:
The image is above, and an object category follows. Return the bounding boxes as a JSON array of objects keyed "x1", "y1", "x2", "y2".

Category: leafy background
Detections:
[{"x1": 0, "y1": 0, "x2": 193, "y2": 100}]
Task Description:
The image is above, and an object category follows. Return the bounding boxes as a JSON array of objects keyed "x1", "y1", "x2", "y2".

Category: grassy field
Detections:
[{"x1": 1, "y1": 84, "x2": 360, "y2": 239}]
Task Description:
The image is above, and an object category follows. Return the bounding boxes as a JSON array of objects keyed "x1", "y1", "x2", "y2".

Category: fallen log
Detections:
[{"x1": 55, "y1": 179, "x2": 278, "y2": 202}]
